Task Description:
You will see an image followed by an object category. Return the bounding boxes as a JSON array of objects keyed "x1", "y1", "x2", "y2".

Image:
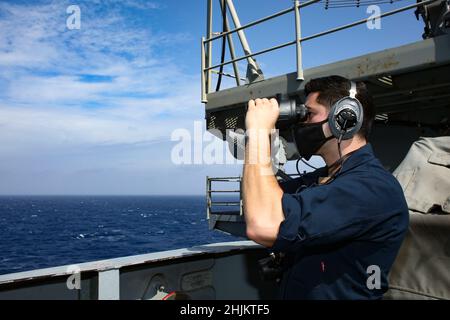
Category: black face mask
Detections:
[{"x1": 292, "y1": 119, "x2": 334, "y2": 160}]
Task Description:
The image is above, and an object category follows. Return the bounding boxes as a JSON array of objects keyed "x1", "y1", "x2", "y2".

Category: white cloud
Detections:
[
  {"x1": 0, "y1": 0, "x2": 218, "y2": 194},
  {"x1": 90, "y1": 0, "x2": 161, "y2": 10},
  {"x1": 0, "y1": 0, "x2": 200, "y2": 138}
]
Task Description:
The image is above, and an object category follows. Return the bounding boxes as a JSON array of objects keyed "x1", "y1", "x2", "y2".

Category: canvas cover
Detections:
[{"x1": 384, "y1": 136, "x2": 450, "y2": 299}]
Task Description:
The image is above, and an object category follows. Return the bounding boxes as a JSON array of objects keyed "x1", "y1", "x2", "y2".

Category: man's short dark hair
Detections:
[{"x1": 304, "y1": 75, "x2": 375, "y2": 140}]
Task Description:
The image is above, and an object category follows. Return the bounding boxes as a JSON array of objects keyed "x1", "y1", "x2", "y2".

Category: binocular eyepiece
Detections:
[{"x1": 276, "y1": 94, "x2": 309, "y2": 124}]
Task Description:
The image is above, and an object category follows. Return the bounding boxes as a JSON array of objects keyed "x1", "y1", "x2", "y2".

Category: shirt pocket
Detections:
[
  {"x1": 428, "y1": 152, "x2": 450, "y2": 167},
  {"x1": 428, "y1": 152, "x2": 450, "y2": 213}
]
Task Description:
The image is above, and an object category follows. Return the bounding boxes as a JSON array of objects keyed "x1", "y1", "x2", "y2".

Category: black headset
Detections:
[
  {"x1": 328, "y1": 81, "x2": 364, "y2": 140},
  {"x1": 279, "y1": 80, "x2": 364, "y2": 138}
]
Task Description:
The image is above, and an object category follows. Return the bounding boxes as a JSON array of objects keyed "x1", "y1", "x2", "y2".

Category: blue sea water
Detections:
[{"x1": 0, "y1": 196, "x2": 242, "y2": 275}]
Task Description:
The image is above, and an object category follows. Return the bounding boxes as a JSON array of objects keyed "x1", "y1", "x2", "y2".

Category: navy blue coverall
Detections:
[{"x1": 272, "y1": 144, "x2": 409, "y2": 299}]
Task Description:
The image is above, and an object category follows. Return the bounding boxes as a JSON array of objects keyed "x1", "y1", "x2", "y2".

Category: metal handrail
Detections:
[
  {"x1": 207, "y1": 38, "x2": 298, "y2": 71},
  {"x1": 300, "y1": 0, "x2": 438, "y2": 42},
  {"x1": 201, "y1": 0, "x2": 440, "y2": 102},
  {"x1": 204, "y1": 0, "x2": 438, "y2": 72},
  {"x1": 204, "y1": 0, "x2": 321, "y2": 43},
  {"x1": 201, "y1": 0, "x2": 317, "y2": 102},
  {"x1": 206, "y1": 172, "x2": 304, "y2": 218},
  {"x1": 208, "y1": 177, "x2": 241, "y2": 181},
  {"x1": 206, "y1": 176, "x2": 243, "y2": 217},
  {"x1": 210, "y1": 202, "x2": 241, "y2": 206}
]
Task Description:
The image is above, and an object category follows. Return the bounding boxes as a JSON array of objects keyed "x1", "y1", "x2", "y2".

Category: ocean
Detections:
[{"x1": 0, "y1": 196, "x2": 242, "y2": 275}]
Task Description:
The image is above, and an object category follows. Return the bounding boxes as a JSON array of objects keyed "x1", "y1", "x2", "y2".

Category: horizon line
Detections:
[{"x1": 0, "y1": 194, "x2": 208, "y2": 197}]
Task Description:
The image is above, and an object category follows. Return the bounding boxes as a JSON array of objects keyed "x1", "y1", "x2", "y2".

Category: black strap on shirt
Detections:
[{"x1": 318, "y1": 149, "x2": 359, "y2": 185}]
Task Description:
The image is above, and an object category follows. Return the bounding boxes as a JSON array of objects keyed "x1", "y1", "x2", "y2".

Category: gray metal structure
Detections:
[
  {"x1": 206, "y1": 176, "x2": 246, "y2": 236},
  {"x1": 0, "y1": 0, "x2": 449, "y2": 300},
  {"x1": 204, "y1": 0, "x2": 450, "y2": 239},
  {"x1": 202, "y1": 0, "x2": 450, "y2": 163},
  {"x1": 0, "y1": 241, "x2": 275, "y2": 300}
]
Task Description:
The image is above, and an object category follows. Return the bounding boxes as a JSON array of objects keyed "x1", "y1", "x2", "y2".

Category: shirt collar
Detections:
[
  {"x1": 316, "y1": 143, "x2": 375, "y2": 184},
  {"x1": 339, "y1": 143, "x2": 375, "y2": 174}
]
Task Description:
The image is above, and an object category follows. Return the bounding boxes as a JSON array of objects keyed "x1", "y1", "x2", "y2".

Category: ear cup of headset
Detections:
[{"x1": 328, "y1": 97, "x2": 363, "y2": 140}]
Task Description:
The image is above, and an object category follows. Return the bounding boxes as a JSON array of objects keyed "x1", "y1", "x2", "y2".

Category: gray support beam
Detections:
[
  {"x1": 225, "y1": 0, "x2": 256, "y2": 63},
  {"x1": 201, "y1": 37, "x2": 207, "y2": 103},
  {"x1": 220, "y1": 0, "x2": 241, "y2": 86},
  {"x1": 206, "y1": 0, "x2": 213, "y2": 93},
  {"x1": 225, "y1": 0, "x2": 263, "y2": 82}
]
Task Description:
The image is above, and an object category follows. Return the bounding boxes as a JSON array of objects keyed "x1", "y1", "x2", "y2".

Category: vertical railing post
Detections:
[
  {"x1": 206, "y1": 176, "x2": 211, "y2": 220},
  {"x1": 98, "y1": 269, "x2": 120, "y2": 300},
  {"x1": 239, "y1": 175, "x2": 243, "y2": 216},
  {"x1": 201, "y1": 37, "x2": 207, "y2": 103},
  {"x1": 206, "y1": 0, "x2": 213, "y2": 93},
  {"x1": 294, "y1": 0, "x2": 304, "y2": 81}
]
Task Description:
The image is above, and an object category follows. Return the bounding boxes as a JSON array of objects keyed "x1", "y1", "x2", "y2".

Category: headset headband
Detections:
[{"x1": 349, "y1": 81, "x2": 357, "y2": 99}]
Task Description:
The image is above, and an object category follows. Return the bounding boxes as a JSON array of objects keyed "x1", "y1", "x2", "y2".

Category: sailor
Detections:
[{"x1": 242, "y1": 75, "x2": 409, "y2": 299}]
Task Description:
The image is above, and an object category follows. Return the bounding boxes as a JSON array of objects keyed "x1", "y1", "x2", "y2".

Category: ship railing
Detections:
[
  {"x1": 206, "y1": 174, "x2": 303, "y2": 218},
  {"x1": 206, "y1": 176, "x2": 243, "y2": 218},
  {"x1": 201, "y1": 0, "x2": 441, "y2": 103}
]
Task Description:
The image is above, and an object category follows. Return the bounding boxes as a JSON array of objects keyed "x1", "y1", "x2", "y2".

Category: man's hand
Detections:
[
  {"x1": 245, "y1": 98, "x2": 279, "y2": 131},
  {"x1": 243, "y1": 97, "x2": 284, "y2": 248}
]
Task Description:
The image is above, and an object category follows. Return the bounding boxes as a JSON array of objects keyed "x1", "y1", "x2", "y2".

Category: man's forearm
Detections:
[{"x1": 243, "y1": 129, "x2": 284, "y2": 247}]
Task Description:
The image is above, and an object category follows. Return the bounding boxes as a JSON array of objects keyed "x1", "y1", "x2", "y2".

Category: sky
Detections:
[{"x1": 0, "y1": 0, "x2": 426, "y2": 195}]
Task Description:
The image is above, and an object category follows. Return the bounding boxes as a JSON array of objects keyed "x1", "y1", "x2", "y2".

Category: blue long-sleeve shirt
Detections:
[{"x1": 272, "y1": 144, "x2": 409, "y2": 299}]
